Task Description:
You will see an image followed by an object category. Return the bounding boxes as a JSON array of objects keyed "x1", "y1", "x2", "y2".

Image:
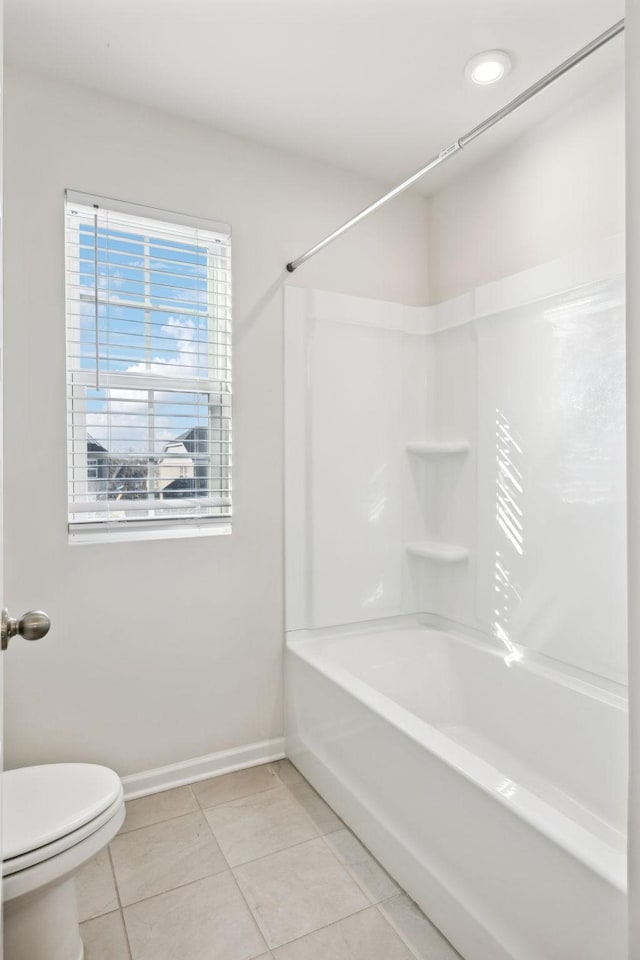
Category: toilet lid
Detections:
[{"x1": 2, "y1": 763, "x2": 122, "y2": 861}]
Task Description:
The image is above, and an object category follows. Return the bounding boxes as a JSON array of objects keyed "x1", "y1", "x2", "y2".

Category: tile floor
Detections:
[{"x1": 76, "y1": 759, "x2": 462, "y2": 960}]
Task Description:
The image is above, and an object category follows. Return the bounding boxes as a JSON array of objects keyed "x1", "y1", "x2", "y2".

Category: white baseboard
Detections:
[{"x1": 120, "y1": 737, "x2": 286, "y2": 800}]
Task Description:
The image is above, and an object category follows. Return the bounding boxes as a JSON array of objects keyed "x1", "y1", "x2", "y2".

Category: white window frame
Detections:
[{"x1": 65, "y1": 191, "x2": 232, "y2": 540}]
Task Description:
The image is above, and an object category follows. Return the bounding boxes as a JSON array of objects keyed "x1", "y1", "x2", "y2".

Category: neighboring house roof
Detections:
[
  {"x1": 87, "y1": 434, "x2": 108, "y2": 454},
  {"x1": 173, "y1": 426, "x2": 208, "y2": 456}
]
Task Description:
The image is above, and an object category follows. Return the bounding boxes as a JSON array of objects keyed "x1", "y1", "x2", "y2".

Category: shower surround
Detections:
[{"x1": 283, "y1": 234, "x2": 627, "y2": 960}]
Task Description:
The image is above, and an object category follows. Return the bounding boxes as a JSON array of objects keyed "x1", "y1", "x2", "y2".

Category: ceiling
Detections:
[{"x1": 4, "y1": 0, "x2": 625, "y2": 194}]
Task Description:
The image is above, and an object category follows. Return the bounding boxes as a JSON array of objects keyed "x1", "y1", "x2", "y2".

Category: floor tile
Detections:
[
  {"x1": 286, "y1": 781, "x2": 343, "y2": 834},
  {"x1": 75, "y1": 848, "x2": 119, "y2": 922},
  {"x1": 123, "y1": 872, "x2": 267, "y2": 960},
  {"x1": 234, "y1": 836, "x2": 369, "y2": 949},
  {"x1": 81, "y1": 910, "x2": 131, "y2": 960},
  {"x1": 324, "y1": 829, "x2": 399, "y2": 903},
  {"x1": 121, "y1": 786, "x2": 198, "y2": 833},
  {"x1": 204, "y1": 786, "x2": 318, "y2": 866},
  {"x1": 271, "y1": 759, "x2": 304, "y2": 784},
  {"x1": 191, "y1": 766, "x2": 279, "y2": 809},
  {"x1": 110, "y1": 811, "x2": 226, "y2": 906},
  {"x1": 272, "y1": 906, "x2": 413, "y2": 960},
  {"x1": 379, "y1": 894, "x2": 462, "y2": 960}
]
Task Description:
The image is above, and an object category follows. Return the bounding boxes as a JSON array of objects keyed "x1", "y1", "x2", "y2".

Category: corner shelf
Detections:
[
  {"x1": 406, "y1": 541, "x2": 469, "y2": 563},
  {"x1": 406, "y1": 440, "x2": 470, "y2": 457}
]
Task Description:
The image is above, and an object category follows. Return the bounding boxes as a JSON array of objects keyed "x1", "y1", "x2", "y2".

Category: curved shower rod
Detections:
[{"x1": 285, "y1": 19, "x2": 624, "y2": 273}]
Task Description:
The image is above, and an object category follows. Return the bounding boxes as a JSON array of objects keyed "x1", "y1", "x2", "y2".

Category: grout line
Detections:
[
  {"x1": 268, "y1": 904, "x2": 376, "y2": 954},
  {"x1": 281, "y1": 779, "x2": 345, "y2": 835},
  {"x1": 193, "y1": 764, "x2": 344, "y2": 871},
  {"x1": 322, "y1": 828, "x2": 403, "y2": 906},
  {"x1": 79, "y1": 906, "x2": 120, "y2": 924},
  {"x1": 376, "y1": 896, "x2": 464, "y2": 960},
  {"x1": 269, "y1": 759, "x2": 305, "y2": 786},
  {"x1": 119, "y1": 810, "x2": 190, "y2": 835},
  {"x1": 118, "y1": 908, "x2": 134, "y2": 960},
  {"x1": 79, "y1": 907, "x2": 133, "y2": 960},
  {"x1": 374, "y1": 900, "x2": 424, "y2": 960},
  {"x1": 277, "y1": 786, "x2": 324, "y2": 839},
  {"x1": 195, "y1": 783, "x2": 274, "y2": 956},
  {"x1": 118, "y1": 801, "x2": 203, "y2": 836},
  {"x1": 192, "y1": 779, "x2": 283, "y2": 811},
  {"x1": 200, "y1": 783, "x2": 297, "y2": 815},
  {"x1": 226, "y1": 829, "x2": 372, "y2": 951},
  {"x1": 321, "y1": 839, "x2": 385, "y2": 906},
  {"x1": 118, "y1": 798, "x2": 295, "y2": 841},
  {"x1": 188, "y1": 760, "x2": 282, "y2": 810},
  {"x1": 191, "y1": 763, "x2": 370, "y2": 946},
  {"x1": 194, "y1": 799, "x2": 272, "y2": 954},
  {"x1": 107, "y1": 846, "x2": 134, "y2": 960},
  {"x1": 316, "y1": 831, "x2": 374, "y2": 890},
  {"x1": 113, "y1": 811, "x2": 231, "y2": 912},
  {"x1": 198, "y1": 782, "x2": 327, "y2": 866},
  {"x1": 107, "y1": 844, "x2": 124, "y2": 911},
  {"x1": 77, "y1": 848, "x2": 122, "y2": 924},
  {"x1": 229, "y1": 832, "x2": 325, "y2": 871},
  {"x1": 225, "y1": 864, "x2": 272, "y2": 954},
  {"x1": 196, "y1": 800, "x2": 273, "y2": 957},
  {"x1": 200, "y1": 796, "x2": 234, "y2": 869},
  {"x1": 118, "y1": 867, "x2": 233, "y2": 912}
]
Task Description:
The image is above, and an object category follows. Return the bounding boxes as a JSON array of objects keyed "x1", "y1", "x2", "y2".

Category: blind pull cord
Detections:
[{"x1": 93, "y1": 203, "x2": 100, "y2": 391}]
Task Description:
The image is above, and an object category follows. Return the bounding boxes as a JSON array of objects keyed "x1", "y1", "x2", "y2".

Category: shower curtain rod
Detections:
[{"x1": 285, "y1": 18, "x2": 624, "y2": 273}]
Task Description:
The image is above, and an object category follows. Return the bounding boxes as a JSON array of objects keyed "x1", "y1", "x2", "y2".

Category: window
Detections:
[{"x1": 65, "y1": 191, "x2": 232, "y2": 536}]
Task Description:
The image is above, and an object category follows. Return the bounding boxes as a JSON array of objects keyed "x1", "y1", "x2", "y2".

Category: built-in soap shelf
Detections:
[
  {"x1": 406, "y1": 440, "x2": 470, "y2": 457},
  {"x1": 406, "y1": 541, "x2": 469, "y2": 563},
  {"x1": 405, "y1": 441, "x2": 470, "y2": 565}
]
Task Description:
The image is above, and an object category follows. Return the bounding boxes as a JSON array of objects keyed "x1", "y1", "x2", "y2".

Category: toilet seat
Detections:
[{"x1": 2, "y1": 763, "x2": 123, "y2": 877}]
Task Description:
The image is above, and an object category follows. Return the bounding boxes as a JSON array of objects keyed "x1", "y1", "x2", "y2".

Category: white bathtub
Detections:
[{"x1": 285, "y1": 617, "x2": 627, "y2": 960}]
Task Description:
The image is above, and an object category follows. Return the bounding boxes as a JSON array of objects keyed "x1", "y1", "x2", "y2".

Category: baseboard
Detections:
[{"x1": 120, "y1": 737, "x2": 286, "y2": 800}]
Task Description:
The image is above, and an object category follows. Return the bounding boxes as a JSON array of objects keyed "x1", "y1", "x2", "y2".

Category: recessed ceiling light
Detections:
[{"x1": 465, "y1": 50, "x2": 512, "y2": 85}]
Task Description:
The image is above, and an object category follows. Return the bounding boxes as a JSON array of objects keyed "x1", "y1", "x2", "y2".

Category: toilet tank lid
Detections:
[{"x1": 2, "y1": 763, "x2": 123, "y2": 860}]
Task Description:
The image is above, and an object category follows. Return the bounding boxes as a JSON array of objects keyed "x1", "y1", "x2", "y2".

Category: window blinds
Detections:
[{"x1": 65, "y1": 191, "x2": 232, "y2": 530}]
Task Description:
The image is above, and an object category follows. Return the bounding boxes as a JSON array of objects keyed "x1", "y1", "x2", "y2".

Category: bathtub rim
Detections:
[{"x1": 286, "y1": 616, "x2": 627, "y2": 892}]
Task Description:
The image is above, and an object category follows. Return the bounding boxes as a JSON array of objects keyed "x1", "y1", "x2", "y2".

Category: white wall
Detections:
[
  {"x1": 427, "y1": 71, "x2": 625, "y2": 303},
  {"x1": 2, "y1": 67, "x2": 430, "y2": 777}
]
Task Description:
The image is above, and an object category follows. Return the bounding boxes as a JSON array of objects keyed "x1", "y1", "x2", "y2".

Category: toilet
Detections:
[{"x1": 2, "y1": 763, "x2": 125, "y2": 960}]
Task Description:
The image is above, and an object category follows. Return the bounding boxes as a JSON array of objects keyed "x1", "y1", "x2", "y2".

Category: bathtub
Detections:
[{"x1": 285, "y1": 617, "x2": 627, "y2": 960}]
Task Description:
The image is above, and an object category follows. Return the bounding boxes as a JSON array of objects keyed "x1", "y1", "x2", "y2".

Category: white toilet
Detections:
[{"x1": 2, "y1": 763, "x2": 125, "y2": 960}]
